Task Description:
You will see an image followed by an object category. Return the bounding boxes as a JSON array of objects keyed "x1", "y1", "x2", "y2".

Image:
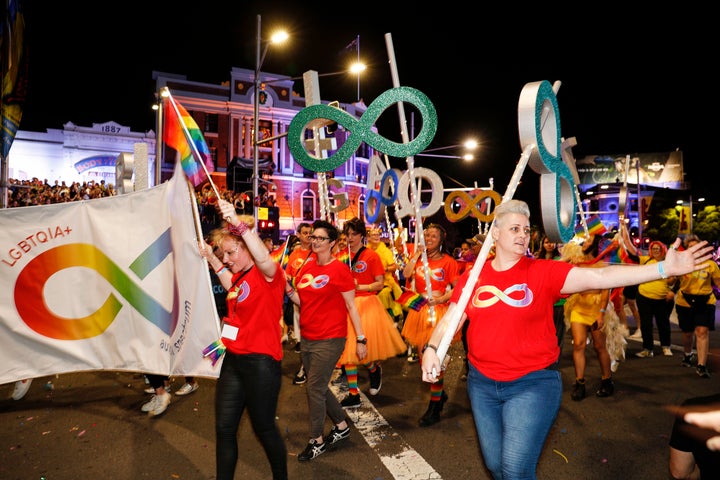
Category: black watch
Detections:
[{"x1": 356, "y1": 337, "x2": 367, "y2": 345}]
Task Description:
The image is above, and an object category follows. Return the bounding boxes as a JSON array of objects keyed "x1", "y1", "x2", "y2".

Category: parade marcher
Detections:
[
  {"x1": 421, "y1": 199, "x2": 713, "y2": 480},
  {"x1": 336, "y1": 218, "x2": 406, "y2": 408},
  {"x1": 401, "y1": 223, "x2": 459, "y2": 426},
  {"x1": 674, "y1": 234, "x2": 720, "y2": 378},
  {"x1": 200, "y1": 199, "x2": 288, "y2": 480},
  {"x1": 285, "y1": 220, "x2": 367, "y2": 462}
]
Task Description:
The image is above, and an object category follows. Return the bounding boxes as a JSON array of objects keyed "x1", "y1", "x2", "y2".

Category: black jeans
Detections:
[
  {"x1": 215, "y1": 353, "x2": 287, "y2": 480},
  {"x1": 636, "y1": 293, "x2": 673, "y2": 350}
]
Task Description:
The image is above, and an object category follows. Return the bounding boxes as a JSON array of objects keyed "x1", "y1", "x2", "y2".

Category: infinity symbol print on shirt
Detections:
[
  {"x1": 288, "y1": 86, "x2": 438, "y2": 172},
  {"x1": 471, "y1": 284, "x2": 533, "y2": 308},
  {"x1": 297, "y1": 274, "x2": 330, "y2": 289}
]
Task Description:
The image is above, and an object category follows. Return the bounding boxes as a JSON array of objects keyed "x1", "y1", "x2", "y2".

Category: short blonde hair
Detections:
[{"x1": 493, "y1": 199, "x2": 530, "y2": 226}]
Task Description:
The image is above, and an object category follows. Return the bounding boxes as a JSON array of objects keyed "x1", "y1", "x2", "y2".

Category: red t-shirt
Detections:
[
  {"x1": 296, "y1": 258, "x2": 355, "y2": 340},
  {"x1": 350, "y1": 247, "x2": 384, "y2": 297},
  {"x1": 223, "y1": 263, "x2": 285, "y2": 360},
  {"x1": 451, "y1": 256, "x2": 573, "y2": 381},
  {"x1": 410, "y1": 253, "x2": 459, "y2": 296}
]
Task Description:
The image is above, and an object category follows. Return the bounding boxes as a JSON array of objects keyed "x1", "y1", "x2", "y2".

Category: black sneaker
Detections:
[
  {"x1": 596, "y1": 378, "x2": 614, "y2": 397},
  {"x1": 368, "y1": 365, "x2": 382, "y2": 395},
  {"x1": 327, "y1": 425, "x2": 350, "y2": 445},
  {"x1": 293, "y1": 366, "x2": 307, "y2": 385},
  {"x1": 571, "y1": 380, "x2": 586, "y2": 401},
  {"x1": 331, "y1": 373, "x2": 348, "y2": 390},
  {"x1": 697, "y1": 364, "x2": 711, "y2": 378},
  {"x1": 341, "y1": 393, "x2": 361, "y2": 409},
  {"x1": 681, "y1": 354, "x2": 695, "y2": 367},
  {"x1": 298, "y1": 439, "x2": 326, "y2": 462}
]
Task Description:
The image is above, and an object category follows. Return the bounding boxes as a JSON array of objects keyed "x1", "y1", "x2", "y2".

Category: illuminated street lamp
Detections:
[
  {"x1": 416, "y1": 139, "x2": 479, "y2": 161},
  {"x1": 253, "y1": 15, "x2": 288, "y2": 222}
]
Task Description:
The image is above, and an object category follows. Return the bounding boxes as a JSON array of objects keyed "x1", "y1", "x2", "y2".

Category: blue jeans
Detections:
[
  {"x1": 215, "y1": 353, "x2": 287, "y2": 480},
  {"x1": 467, "y1": 364, "x2": 562, "y2": 480}
]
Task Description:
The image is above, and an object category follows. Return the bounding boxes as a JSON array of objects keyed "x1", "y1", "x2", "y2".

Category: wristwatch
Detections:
[{"x1": 356, "y1": 336, "x2": 367, "y2": 345}]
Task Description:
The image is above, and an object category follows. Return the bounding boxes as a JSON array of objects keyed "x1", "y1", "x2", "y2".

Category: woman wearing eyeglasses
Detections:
[{"x1": 285, "y1": 219, "x2": 367, "y2": 462}]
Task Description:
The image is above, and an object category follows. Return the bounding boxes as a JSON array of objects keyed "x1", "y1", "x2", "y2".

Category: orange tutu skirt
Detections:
[
  {"x1": 401, "y1": 302, "x2": 458, "y2": 348},
  {"x1": 338, "y1": 294, "x2": 407, "y2": 365}
]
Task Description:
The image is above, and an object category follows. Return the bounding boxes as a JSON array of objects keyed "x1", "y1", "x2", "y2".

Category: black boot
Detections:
[
  {"x1": 571, "y1": 379, "x2": 586, "y2": 401},
  {"x1": 419, "y1": 392, "x2": 448, "y2": 427},
  {"x1": 596, "y1": 377, "x2": 614, "y2": 397}
]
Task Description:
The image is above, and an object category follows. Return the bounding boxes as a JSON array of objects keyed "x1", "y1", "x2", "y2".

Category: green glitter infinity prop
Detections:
[{"x1": 288, "y1": 86, "x2": 438, "y2": 172}]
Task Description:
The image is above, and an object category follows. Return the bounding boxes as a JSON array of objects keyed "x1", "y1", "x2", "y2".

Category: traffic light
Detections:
[{"x1": 258, "y1": 206, "x2": 280, "y2": 244}]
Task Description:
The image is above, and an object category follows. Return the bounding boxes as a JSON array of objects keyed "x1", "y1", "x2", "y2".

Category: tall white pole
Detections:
[{"x1": 253, "y1": 14, "x2": 262, "y2": 224}]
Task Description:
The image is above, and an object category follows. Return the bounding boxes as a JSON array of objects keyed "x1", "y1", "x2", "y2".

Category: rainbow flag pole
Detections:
[{"x1": 163, "y1": 88, "x2": 220, "y2": 200}]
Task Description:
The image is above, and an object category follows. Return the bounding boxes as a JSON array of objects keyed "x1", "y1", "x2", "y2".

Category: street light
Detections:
[
  {"x1": 253, "y1": 14, "x2": 288, "y2": 223},
  {"x1": 416, "y1": 139, "x2": 479, "y2": 161}
]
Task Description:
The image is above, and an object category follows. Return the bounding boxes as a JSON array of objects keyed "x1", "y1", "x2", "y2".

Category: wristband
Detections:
[
  {"x1": 599, "y1": 308, "x2": 606, "y2": 313},
  {"x1": 215, "y1": 267, "x2": 227, "y2": 276},
  {"x1": 657, "y1": 261, "x2": 668, "y2": 279},
  {"x1": 228, "y1": 221, "x2": 249, "y2": 236},
  {"x1": 423, "y1": 343, "x2": 438, "y2": 354}
]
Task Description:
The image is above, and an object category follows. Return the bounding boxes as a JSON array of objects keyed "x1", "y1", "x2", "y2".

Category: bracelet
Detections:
[
  {"x1": 599, "y1": 308, "x2": 606, "y2": 313},
  {"x1": 285, "y1": 288, "x2": 294, "y2": 296},
  {"x1": 215, "y1": 266, "x2": 227, "y2": 275},
  {"x1": 423, "y1": 343, "x2": 438, "y2": 354},
  {"x1": 228, "y1": 221, "x2": 249, "y2": 236},
  {"x1": 657, "y1": 261, "x2": 668, "y2": 279}
]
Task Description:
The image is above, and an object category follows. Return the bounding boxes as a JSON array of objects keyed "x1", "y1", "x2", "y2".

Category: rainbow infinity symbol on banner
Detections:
[{"x1": 14, "y1": 229, "x2": 175, "y2": 340}]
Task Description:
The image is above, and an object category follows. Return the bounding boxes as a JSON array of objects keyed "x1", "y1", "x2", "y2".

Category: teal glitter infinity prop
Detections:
[{"x1": 288, "y1": 86, "x2": 438, "y2": 172}]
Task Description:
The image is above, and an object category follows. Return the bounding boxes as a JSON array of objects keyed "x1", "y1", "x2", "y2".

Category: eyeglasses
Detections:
[{"x1": 309, "y1": 235, "x2": 330, "y2": 242}]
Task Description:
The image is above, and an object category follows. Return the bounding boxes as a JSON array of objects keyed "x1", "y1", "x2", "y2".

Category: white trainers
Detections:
[
  {"x1": 629, "y1": 329, "x2": 642, "y2": 339},
  {"x1": 11, "y1": 379, "x2": 32, "y2": 400},
  {"x1": 175, "y1": 382, "x2": 199, "y2": 396},
  {"x1": 141, "y1": 392, "x2": 171, "y2": 416},
  {"x1": 662, "y1": 347, "x2": 673, "y2": 357},
  {"x1": 610, "y1": 360, "x2": 619, "y2": 373},
  {"x1": 635, "y1": 349, "x2": 654, "y2": 358},
  {"x1": 140, "y1": 392, "x2": 171, "y2": 417}
]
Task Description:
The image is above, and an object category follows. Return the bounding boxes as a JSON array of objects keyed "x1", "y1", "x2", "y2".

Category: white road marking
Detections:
[{"x1": 330, "y1": 383, "x2": 442, "y2": 480}]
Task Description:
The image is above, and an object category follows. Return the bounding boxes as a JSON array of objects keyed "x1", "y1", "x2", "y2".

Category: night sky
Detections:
[{"x1": 17, "y1": 2, "x2": 716, "y2": 214}]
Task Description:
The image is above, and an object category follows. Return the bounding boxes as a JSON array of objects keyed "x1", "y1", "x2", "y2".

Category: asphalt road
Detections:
[{"x1": 2, "y1": 315, "x2": 719, "y2": 480}]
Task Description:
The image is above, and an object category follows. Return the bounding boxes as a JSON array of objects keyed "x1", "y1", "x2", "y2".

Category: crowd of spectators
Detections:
[{"x1": 6, "y1": 177, "x2": 116, "y2": 207}]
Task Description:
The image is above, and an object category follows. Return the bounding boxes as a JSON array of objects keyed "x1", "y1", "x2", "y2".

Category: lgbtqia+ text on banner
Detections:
[{"x1": 0, "y1": 164, "x2": 222, "y2": 384}]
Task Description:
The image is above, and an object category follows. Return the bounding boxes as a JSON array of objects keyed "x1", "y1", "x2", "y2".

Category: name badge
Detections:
[{"x1": 221, "y1": 324, "x2": 239, "y2": 341}]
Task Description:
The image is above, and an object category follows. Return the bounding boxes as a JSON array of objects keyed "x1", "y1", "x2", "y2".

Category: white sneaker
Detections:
[
  {"x1": 143, "y1": 392, "x2": 171, "y2": 416},
  {"x1": 281, "y1": 334, "x2": 289, "y2": 344},
  {"x1": 11, "y1": 379, "x2": 32, "y2": 400},
  {"x1": 175, "y1": 382, "x2": 199, "y2": 396},
  {"x1": 635, "y1": 349, "x2": 654, "y2": 358},
  {"x1": 662, "y1": 347, "x2": 673, "y2": 357},
  {"x1": 611, "y1": 360, "x2": 619, "y2": 373},
  {"x1": 629, "y1": 329, "x2": 642, "y2": 339}
]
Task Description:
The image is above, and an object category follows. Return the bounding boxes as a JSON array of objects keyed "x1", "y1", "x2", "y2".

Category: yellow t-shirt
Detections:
[{"x1": 637, "y1": 257, "x2": 672, "y2": 299}]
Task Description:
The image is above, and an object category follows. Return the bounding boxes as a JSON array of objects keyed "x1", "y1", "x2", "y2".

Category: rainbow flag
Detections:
[
  {"x1": 397, "y1": 289, "x2": 428, "y2": 311},
  {"x1": 163, "y1": 93, "x2": 214, "y2": 186},
  {"x1": 270, "y1": 242, "x2": 290, "y2": 269},
  {"x1": 335, "y1": 246, "x2": 351, "y2": 266},
  {"x1": 575, "y1": 214, "x2": 607, "y2": 236},
  {"x1": 1, "y1": 0, "x2": 28, "y2": 159}
]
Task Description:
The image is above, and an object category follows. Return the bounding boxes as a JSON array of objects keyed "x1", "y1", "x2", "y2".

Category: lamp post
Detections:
[
  {"x1": 253, "y1": 15, "x2": 288, "y2": 223},
  {"x1": 416, "y1": 139, "x2": 478, "y2": 161}
]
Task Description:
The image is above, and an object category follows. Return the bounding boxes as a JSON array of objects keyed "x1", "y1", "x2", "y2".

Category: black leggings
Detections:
[{"x1": 215, "y1": 353, "x2": 287, "y2": 480}]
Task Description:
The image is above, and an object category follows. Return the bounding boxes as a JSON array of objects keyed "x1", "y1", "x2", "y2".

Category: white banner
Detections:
[{"x1": 0, "y1": 164, "x2": 222, "y2": 384}]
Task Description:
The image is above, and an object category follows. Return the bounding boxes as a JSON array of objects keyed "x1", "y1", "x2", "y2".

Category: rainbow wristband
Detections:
[{"x1": 657, "y1": 261, "x2": 668, "y2": 279}]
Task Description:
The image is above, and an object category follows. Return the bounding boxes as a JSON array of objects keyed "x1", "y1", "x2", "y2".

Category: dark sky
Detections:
[{"x1": 18, "y1": 2, "x2": 716, "y2": 210}]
